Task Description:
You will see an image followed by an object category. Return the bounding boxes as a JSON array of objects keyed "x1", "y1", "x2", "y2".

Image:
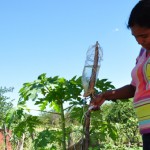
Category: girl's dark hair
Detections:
[{"x1": 127, "y1": 0, "x2": 150, "y2": 28}]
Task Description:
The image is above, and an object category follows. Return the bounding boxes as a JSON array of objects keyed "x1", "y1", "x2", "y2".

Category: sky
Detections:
[{"x1": 0, "y1": 0, "x2": 141, "y2": 114}]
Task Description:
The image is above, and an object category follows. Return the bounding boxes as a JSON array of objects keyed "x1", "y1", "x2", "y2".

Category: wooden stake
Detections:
[{"x1": 84, "y1": 41, "x2": 99, "y2": 149}]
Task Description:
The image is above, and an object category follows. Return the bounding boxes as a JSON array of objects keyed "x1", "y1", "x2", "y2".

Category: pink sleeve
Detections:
[
  {"x1": 130, "y1": 48, "x2": 145, "y2": 87},
  {"x1": 131, "y1": 68, "x2": 136, "y2": 87}
]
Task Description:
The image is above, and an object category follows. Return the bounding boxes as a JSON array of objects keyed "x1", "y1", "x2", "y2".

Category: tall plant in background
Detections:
[
  {"x1": 0, "y1": 87, "x2": 41, "y2": 150},
  {"x1": 0, "y1": 87, "x2": 14, "y2": 126},
  {"x1": 0, "y1": 86, "x2": 14, "y2": 149}
]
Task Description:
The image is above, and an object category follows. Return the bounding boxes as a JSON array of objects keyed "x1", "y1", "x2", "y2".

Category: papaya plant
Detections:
[{"x1": 18, "y1": 74, "x2": 84, "y2": 150}]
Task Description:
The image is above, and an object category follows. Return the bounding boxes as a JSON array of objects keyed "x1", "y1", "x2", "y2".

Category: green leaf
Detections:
[
  {"x1": 50, "y1": 101, "x2": 61, "y2": 112},
  {"x1": 37, "y1": 73, "x2": 47, "y2": 80}
]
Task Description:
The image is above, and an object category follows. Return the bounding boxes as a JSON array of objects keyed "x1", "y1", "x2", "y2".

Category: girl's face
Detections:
[{"x1": 131, "y1": 25, "x2": 150, "y2": 50}]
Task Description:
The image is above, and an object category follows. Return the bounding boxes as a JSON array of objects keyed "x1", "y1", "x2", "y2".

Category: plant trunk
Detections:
[
  {"x1": 3, "y1": 123, "x2": 7, "y2": 150},
  {"x1": 60, "y1": 102, "x2": 66, "y2": 150},
  {"x1": 17, "y1": 133, "x2": 25, "y2": 150},
  {"x1": 68, "y1": 132, "x2": 73, "y2": 148}
]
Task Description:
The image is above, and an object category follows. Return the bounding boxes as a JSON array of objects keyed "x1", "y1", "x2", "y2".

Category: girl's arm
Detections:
[{"x1": 90, "y1": 84, "x2": 136, "y2": 107}]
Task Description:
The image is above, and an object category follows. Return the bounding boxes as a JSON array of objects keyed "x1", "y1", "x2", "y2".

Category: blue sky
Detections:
[{"x1": 0, "y1": 0, "x2": 141, "y2": 112}]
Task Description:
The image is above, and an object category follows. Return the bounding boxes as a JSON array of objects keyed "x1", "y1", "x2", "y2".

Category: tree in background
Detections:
[
  {"x1": 0, "y1": 86, "x2": 14, "y2": 150},
  {"x1": 0, "y1": 87, "x2": 14, "y2": 126}
]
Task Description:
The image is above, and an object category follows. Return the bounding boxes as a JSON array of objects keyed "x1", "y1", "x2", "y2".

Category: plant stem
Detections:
[
  {"x1": 60, "y1": 102, "x2": 66, "y2": 150},
  {"x1": 85, "y1": 110, "x2": 91, "y2": 149}
]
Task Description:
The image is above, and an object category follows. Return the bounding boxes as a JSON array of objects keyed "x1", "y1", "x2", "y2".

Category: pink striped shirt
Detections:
[{"x1": 131, "y1": 48, "x2": 150, "y2": 134}]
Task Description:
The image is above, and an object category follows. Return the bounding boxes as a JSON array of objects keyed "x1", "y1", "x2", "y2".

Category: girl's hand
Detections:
[{"x1": 89, "y1": 93, "x2": 106, "y2": 111}]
